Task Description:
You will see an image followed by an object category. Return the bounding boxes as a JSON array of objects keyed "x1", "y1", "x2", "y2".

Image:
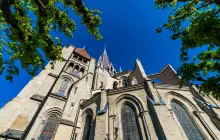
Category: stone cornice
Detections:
[
  {"x1": 80, "y1": 94, "x2": 101, "y2": 109},
  {"x1": 107, "y1": 83, "x2": 144, "y2": 95},
  {"x1": 0, "y1": 129, "x2": 23, "y2": 139},
  {"x1": 49, "y1": 93, "x2": 67, "y2": 101},
  {"x1": 30, "y1": 94, "x2": 45, "y2": 102},
  {"x1": 60, "y1": 119, "x2": 80, "y2": 128},
  {"x1": 48, "y1": 73, "x2": 59, "y2": 78},
  {"x1": 154, "y1": 83, "x2": 190, "y2": 91}
]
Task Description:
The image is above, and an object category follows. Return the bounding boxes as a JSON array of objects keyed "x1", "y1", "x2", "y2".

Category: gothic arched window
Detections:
[
  {"x1": 67, "y1": 63, "x2": 74, "y2": 73},
  {"x1": 82, "y1": 115, "x2": 93, "y2": 140},
  {"x1": 113, "y1": 81, "x2": 118, "y2": 89},
  {"x1": 72, "y1": 65, "x2": 80, "y2": 77},
  {"x1": 38, "y1": 115, "x2": 59, "y2": 140},
  {"x1": 121, "y1": 104, "x2": 142, "y2": 140},
  {"x1": 171, "y1": 102, "x2": 204, "y2": 140},
  {"x1": 57, "y1": 79, "x2": 69, "y2": 96},
  {"x1": 79, "y1": 68, "x2": 85, "y2": 78},
  {"x1": 122, "y1": 79, "x2": 127, "y2": 87},
  {"x1": 131, "y1": 77, "x2": 138, "y2": 85}
]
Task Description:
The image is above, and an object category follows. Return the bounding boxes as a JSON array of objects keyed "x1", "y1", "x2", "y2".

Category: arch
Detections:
[
  {"x1": 113, "y1": 94, "x2": 148, "y2": 140},
  {"x1": 82, "y1": 108, "x2": 94, "y2": 119},
  {"x1": 81, "y1": 108, "x2": 95, "y2": 140},
  {"x1": 57, "y1": 79, "x2": 69, "y2": 96},
  {"x1": 73, "y1": 54, "x2": 78, "y2": 59},
  {"x1": 40, "y1": 107, "x2": 62, "y2": 120},
  {"x1": 59, "y1": 75, "x2": 74, "y2": 83},
  {"x1": 122, "y1": 79, "x2": 127, "y2": 87},
  {"x1": 55, "y1": 75, "x2": 74, "y2": 97},
  {"x1": 131, "y1": 77, "x2": 138, "y2": 85},
  {"x1": 72, "y1": 65, "x2": 80, "y2": 77},
  {"x1": 121, "y1": 103, "x2": 143, "y2": 140},
  {"x1": 114, "y1": 94, "x2": 145, "y2": 115},
  {"x1": 66, "y1": 62, "x2": 74, "y2": 73},
  {"x1": 79, "y1": 68, "x2": 85, "y2": 78},
  {"x1": 166, "y1": 91, "x2": 199, "y2": 111},
  {"x1": 78, "y1": 57, "x2": 83, "y2": 61},
  {"x1": 38, "y1": 116, "x2": 59, "y2": 140},
  {"x1": 37, "y1": 108, "x2": 62, "y2": 140},
  {"x1": 171, "y1": 100, "x2": 204, "y2": 140},
  {"x1": 73, "y1": 65, "x2": 79, "y2": 71},
  {"x1": 113, "y1": 81, "x2": 118, "y2": 89},
  {"x1": 166, "y1": 92, "x2": 207, "y2": 139}
]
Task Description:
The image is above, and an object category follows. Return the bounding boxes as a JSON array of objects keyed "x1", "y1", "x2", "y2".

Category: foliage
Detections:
[
  {"x1": 0, "y1": 0, "x2": 102, "y2": 82},
  {"x1": 155, "y1": 0, "x2": 220, "y2": 99}
]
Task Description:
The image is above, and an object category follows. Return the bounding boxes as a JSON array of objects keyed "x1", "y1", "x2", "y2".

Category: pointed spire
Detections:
[
  {"x1": 98, "y1": 55, "x2": 102, "y2": 61},
  {"x1": 104, "y1": 45, "x2": 106, "y2": 51},
  {"x1": 119, "y1": 67, "x2": 122, "y2": 72},
  {"x1": 102, "y1": 45, "x2": 110, "y2": 67}
]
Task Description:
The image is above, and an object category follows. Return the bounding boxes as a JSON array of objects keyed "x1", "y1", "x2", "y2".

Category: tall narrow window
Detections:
[
  {"x1": 122, "y1": 79, "x2": 127, "y2": 87},
  {"x1": 171, "y1": 102, "x2": 204, "y2": 140},
  {"x1": 121, "y1": 104, "x2": 142, "y2": 140},
  {"x1": 113, "y1": 81, "x2": 118, "y2": 89},
  {"x1": 72, "y1": 65, "x2": 80, "y2": 77},
  {"x1": 79, "y1": 68, "x2": 85, "y2": 78},
  {"x1": 38, "y1": 115, "x2": 59, "y2": 140},
  {"x1": 67, "y1": 63, "x2": 74, "y2": 73},
  {"x1": 57, "y1": 79, "x2": 69, "y2": 96},
  {"x1": 82, "y1": 115, "x2": 93, "y2": 140}
]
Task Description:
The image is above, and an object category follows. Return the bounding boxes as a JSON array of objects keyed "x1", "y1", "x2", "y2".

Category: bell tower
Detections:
[{"x1": 93, "y1": 47, "x2": 117, "y2": 89}]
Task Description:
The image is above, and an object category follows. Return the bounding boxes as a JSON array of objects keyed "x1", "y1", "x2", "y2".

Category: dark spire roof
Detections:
[{"x1": 102, "y1": 48, "x2": 110, "y2": 68}]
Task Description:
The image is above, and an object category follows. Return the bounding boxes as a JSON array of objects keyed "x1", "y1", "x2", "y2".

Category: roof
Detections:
[
  {"x1": 147, "y1": 64, "x2": 180, "y2": 85},
  {"x1": 74, "y1": 48, "x2": 90, "y2": 59},
  {"x1": 102, "y1": 48, "x2": 110, "y2": 68}
]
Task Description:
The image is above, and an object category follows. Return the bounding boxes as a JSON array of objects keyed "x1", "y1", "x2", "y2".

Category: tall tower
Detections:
[
  {"x1": 93, "y1": 48, "x2": 117, "y2": 90},
  {"x1": 0, "y1": 45, "x2": 96, "y2": 140},
  {"x1": 0, "y1": 45, "x2": 219, "y2": 140}
]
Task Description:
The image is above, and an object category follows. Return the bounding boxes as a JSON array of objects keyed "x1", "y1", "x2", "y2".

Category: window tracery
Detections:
[
  {"x1": 57, "y1": 79, "x2": 69, "y2": 96},
  {"x1": 38, "y1": 115, "x2": 59, "y2": 140},
  {"x1": 171, "y1": 101, "x2": 204, "y2": 140},
  {"x1": 121, "y1": 104, "x2": 142, "y2": 140}
]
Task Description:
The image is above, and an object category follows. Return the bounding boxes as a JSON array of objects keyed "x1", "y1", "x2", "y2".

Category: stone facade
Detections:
[{"x1": 0, "y1": 45, "x2": 220, "y2": 140}]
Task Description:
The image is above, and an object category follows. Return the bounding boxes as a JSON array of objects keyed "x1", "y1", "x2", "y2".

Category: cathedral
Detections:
[{"x1": 0, "y1": 45, "x2": 220, "y2": 140}]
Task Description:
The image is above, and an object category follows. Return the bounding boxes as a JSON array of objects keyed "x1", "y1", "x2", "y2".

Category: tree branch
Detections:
[
  {"x1": 197, "y1": 0, "x2": 215, "y2": 10},
  {"x1": 0, "y1": 0, "x2": 25, "y2": 41}
]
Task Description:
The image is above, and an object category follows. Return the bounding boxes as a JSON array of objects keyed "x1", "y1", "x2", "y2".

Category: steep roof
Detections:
[
  {"x1": 102, "y1": 48, "x2": 110, "y2": 68},
  {"x1": 147, "y1": 64, "x2": 180, "y2": 85},
  {"x1": 74, "y1": 48, "x2": 90, "y2": 59}
]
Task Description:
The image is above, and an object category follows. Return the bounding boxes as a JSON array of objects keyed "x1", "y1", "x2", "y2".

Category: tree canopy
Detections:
[
  {"x1": 155, "y1": 0, "x2": 220, "y2": 99},
  {"x1": 0, "y1": 0, "x2": 102, "y2": 82}
]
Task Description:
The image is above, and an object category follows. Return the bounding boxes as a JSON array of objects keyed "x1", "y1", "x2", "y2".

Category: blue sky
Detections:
[{"x1": 0, "y1": 0, "x2": 186, "y2": 107}]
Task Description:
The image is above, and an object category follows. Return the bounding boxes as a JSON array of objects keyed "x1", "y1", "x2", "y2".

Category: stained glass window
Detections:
[
  {"x1": 171, "y1": 102, "x2": 204, "y2": 140},
  {"x1": 82, "y1": 115, "x2": 93, "y2": 140},
  {"x1": 57, "y1": 79, "x2": 69, "y2": 96},
  {"x1": 38, "y1": 116, "x2": 59, "y2": 140},
  {"x1": 121, "y1": 104, "x2": 142, "y2": 140}
]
